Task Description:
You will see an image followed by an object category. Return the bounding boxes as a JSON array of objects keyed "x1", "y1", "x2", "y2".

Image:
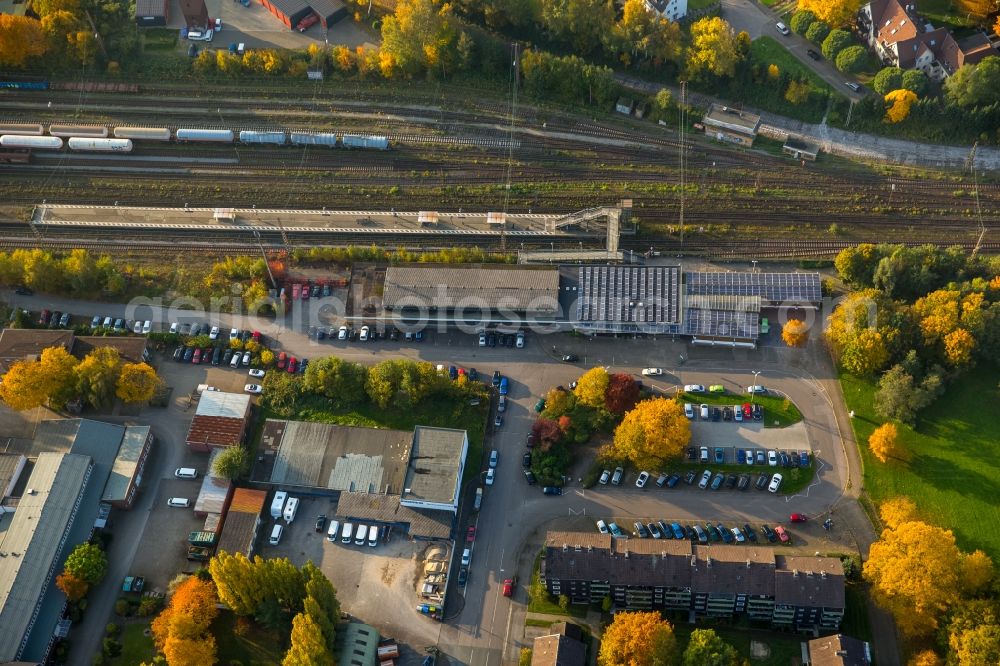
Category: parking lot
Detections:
[
  {"x1": 131, "y1": 478, "x2": 207, "y2": 592},
  {"x1": 263, "y1": 496, "x2": 446, "y2": 652}
]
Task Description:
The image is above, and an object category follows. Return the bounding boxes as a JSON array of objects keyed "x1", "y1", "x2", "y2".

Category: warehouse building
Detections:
[
  {"x1": 308, "y1": 0, "x2": 348, "y2": 28},
  {"x1": 701, "y1": 104, "x2": 761, "y2": 147},
  {"x1": 179, "y1": 0, "x2": 208, "y2": 29},
  {"x1": 258, "y1": 0, "x2": 312, "y2": 29},
  {"x1": 186, "y1": 391, "x2": 252, "y2": 452},
  {"x1": 101, "y1": 425, "x2": 154, "y2": 509},
  {"x1": 216, "y1": 488, "x2": 267, "y2": 558},
  {"x1": 135, "y1": 0, "x2": 168, "y2": 26}
]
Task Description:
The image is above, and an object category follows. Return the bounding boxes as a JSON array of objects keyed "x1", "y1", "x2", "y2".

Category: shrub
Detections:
[
  {"x1": 558, "y1": 594, "x2": 570, "y2": 611},
  {"x1": 836, "y1": 45, "x2": 869, "y2": 73},
  {"x1": 822, "y1": 28, "x2": 852, "y2": 61},
  {"x1": 105, "y1": 623, "x2": 119, "y2": 636},
  {"x1": 102, "y1": 638, "x2": 121, "y2": 659},
  {"x1": 114, "y1": 599, "x2": 131, "y2": 616},
  {"x1": 790, "y1": 10, "x2": 816, "y2": 34},
  {"x1": 137, "y1": 595, "x2": 164, "y2": 617},
  {"x1": 901, "y1": 69, "x2": 929, "y2": 95},
  {"x1": 872, "y1": 67, "x2": 903, "y2": 94},
  {"x1": 805, "y1": 20, "x2": 830, "y2": 44}
]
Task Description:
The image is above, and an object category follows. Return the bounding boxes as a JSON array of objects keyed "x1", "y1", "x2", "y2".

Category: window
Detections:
[{"x1": 353, "y1": 650, "x2": 364, "y2": 656}]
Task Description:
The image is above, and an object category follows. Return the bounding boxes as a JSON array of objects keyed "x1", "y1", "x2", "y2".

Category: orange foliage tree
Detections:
[
  {"x1": 781, "y1": 319, "x2": 810, "y2": 347},
  {"x1": 56, "y1": 572, "x2": 89, "y2": 601},
  {"x1": 151, "y1": 576, "x2": 219, "y2": 663},
  {"x1": 868, "y1": 422, "x2": 908, "y2": 463},
  {"x1": 0, "y1": 15, "x2": 48, "y2": 67}
]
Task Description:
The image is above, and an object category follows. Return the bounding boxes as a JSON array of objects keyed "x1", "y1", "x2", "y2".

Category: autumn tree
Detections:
[
  {"x1": 785, "y1": 79, "x2": 811, "y2": 104},
  {"x1": 686, "y1": 17, "x2": 741, "y2": 79},
  {"x1": 209, "y1": 551, "x2": 264, "y2": 615},
  {"x1": 943, "y1": 328, "x2": 976, "y2": 367},
  {"x1": 682, "y1": 629, "x2": 739, "y2": 666},
  {"x1": 954, "y1": 0, "x2": 996, "y2": 20},
  {"x1": 797, "y1": 0, "x2": 861, "y2": 27},
  {"x1": 541, "y1": 386, "x2": 576, "y2": 419},
  {"x1": 781, "y1": 319, "x2": 810, "y2": 347},
  {"x1": 531, "y1": 418, "x2": 564, "y2": 450},
  {"x1": 56, "y1": 572, "x2": 89, "y2": 601},
  {"x1": 75, "y1": 346, "x2": 121, "y2": 408},
  {"x1": 284, "y1": 613, "x2": 333, "y2": 666},
  {"x1": 879, "y1": 497, "x2": 918, "y2": 529},
  {"x1": 864, "y1": 520, "x2": 961, "y2": 637},
  {"x1": 597, "y1": 611, "x2": 676, "y2": 666},
  {"x1": 959, "y1": 550, "x2": 994, "y2": 597},
  {"x1": 907, "y1": 651, "x2": 942, "y2": 666},
  {"x1": 868, "y1": 422, "x2": 907, "y2": 463},
  {"x1": 605, "y1": 373, "x2": 640, "y2": 415},
  {"x1": 116, "y1": 362, "x2": 160, "y2": 403},
  {"x1": 610, "y1": 398, "x2": 690, "y2": 470},
  {"x1": 611, "y1": 0, "x2": 682, "y2": 67},
  {"x1": 0, "y1": 15, "x2": 48, "y2": 67},
  {"x1": 884, "y1": 88, "x2": 917, "y2": 123},
  {"x1": 162, "y1": 636, "x2": 218, "y2": 666},
  {"x1": 152, "y1": 576, "x2": 219, "y2": 664},
  {"x1": 212, "y1": 446, "x2": 250, "y2": 481},
  {"x1": 380, "y1": 0, "x2": 458, "y2": 77},
  {"x1": 303, "y1": 356, "x2": 368, "y2": 407},
  {"x1": 574, "y1": 367, "x2": 610, "y2": 409},
  {"x1": 0, "y1": 358, "x2": 50, "y2": 411},
  {"x1": 539, "y1": 0, "x2": 615, "y2": 55},
  {"x1": 840, "y1": 328, "x2": 889, "y2": 376},
  {"x1": 951, "y1": 624, "x2": 1000, "y2": 666},
  {"x1": 64, "y1": 542, "x2": 107, "y2": 585}
]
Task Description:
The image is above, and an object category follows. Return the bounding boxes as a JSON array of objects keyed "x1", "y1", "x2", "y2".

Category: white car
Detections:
[
  {"x1": 359, "y1": 325, "x2": 370, "y2": 342},
  {"x1": 776, "y1": 21, "x2": 790, "y2": 35},
  {"x1": 133, "y1": 320, "x2": 143, "y2": 334},
  {"x1": 169, "y1": 322, "x2": 179, "y2": 334},
  {"x1": 338, "y1": 326, "x2": 348, "y2": 340},
  {"x1": 142, "y1": 320, "x2": 152, "y2": 334},
  {"x1": 597, "y1": 520, "x2": 609, "y2": 534},
  {"x1": 230, "y1": 328, "x2": 239, "y2": 340},
  {"x1": 489, "y1": 450, "x2": 498, "y2": 468},
  {"x1": 479, "y1": 333, "x2": 487, "y2": 347},
  {"x1": 241, "y1": 351, "x2": 251, "y2": 366},
  {"x1": 248, "y1": 368, "x2": 265, "y2": 378},
  {"x1": 698, "y1": 470, "x2": 712, "y2": 489},
  {"x1": 214, "y1": 17, "x2": 222, "y2": 31},
  {"x1": 599, "y1": 469, "x2": 610, "y2": 485},
  {"x1": 684, "y1": 384, "x2": 705, "y2": 393},
  {"x1": 747, "y1": 385, "x2": 767, "y2": 394},
  {"x1": 684, "y1": 403, "x2": 695, "y2": 419},
  {"x1": 768, "y1": 473, "x2": 783, "y2": 492},
  {"x1": 461, "y1": 548, "x2": 472, "y2": 566},
  {"x1": 166, "y1": 498, "x2": 190, "y2": 508},
  {"x1": 209, "y1": 326, "x2": 220, "y2": 340},
  {"x1": 635, "y1": 471, "x2": 650, "y2": 488},
  {"x1": 641, "y1": 368, "x2": 663, "y2": 376},
  {"x1": 731, "y1": 527, "x2": 746, "y2": 543},
  {"x1": 244, "y1": 384, "x2": 263, "y2": 394},
  {"x1": 486, "y1": 468, "x2": 495, "y2": 486},
  {"x1": 768, "y1": 450, "x2": 778, "y2": 466}
]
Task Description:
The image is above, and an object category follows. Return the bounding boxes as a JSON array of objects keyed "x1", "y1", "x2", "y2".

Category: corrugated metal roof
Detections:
[
  {"x1": 0, "y1": 454, "x2": 27, "y2": 500},
  {"x1": 102, "y1": 426, "x2": 150, "y2": 503},
  {"x1": 307, "y1": 0, "x2": 345, "y2": 20},
  {"x1": 194, "y1": 448, "x2": 233, "y2": 514},
  {"x1": 187, "y1": 392, "x2": 250, "y2": 449},
  {"x1": 383, "y1": 266, "x2": 560, "y2": 313},
  {"x1": 400, "y1": 427, "x2": 466, "y2": 507},
  {"x1": 216, "y1": 510, "x2": 260, "y2": 558},
  {"x1": 196, "y1": 391, "x2": 252, "y2": 418},
  {"x1": 0, "y1": 453, "x2": 92, "y2": 662},
  {"x1": 335, "y1": 492, "x2": 451, "y2": 539},
  {"x1": 228, "y1": 488, "x2": 267, "y2": 514}
]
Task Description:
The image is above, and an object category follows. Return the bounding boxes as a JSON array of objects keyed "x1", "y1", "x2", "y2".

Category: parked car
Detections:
[
  {"x1": 768, "y1": 450, "x2": 778, "y2": 466},
  {"x1": 768, "y1": 473, "x2": 783, "y2": 493},
  {"x1": 737, "y1": 474, "x2": 750, "y2": 491},
  {"x1": 641, "y1": 368, "x2": 663, "y2": 376},
  {"x1": 684, "y1": 470, "x2": 697, "y2": 485},
  {"x1": 249, "y1": 368, "x2": 265, "y2": 378},
  {"x1": 561, "y1": 354, "x2": 579, "y2": 362},
  {"x1": 494, "y1": 414, "x2": 503, "y2": 428},
  {"x1": 610, "y1": 522, "x2": 625, "y2": 538},
  {"x1": 596, "y1": 520, "x2": 609, "y2": 534},
  {"x1": 489, "y1": 450, "x2": 499, "y2": 468},
  {"x1": 242, "y1": 351, "x2": 251, "y2": 366},
  {"x1": 91, "y1": 315, "x2": 102, "y2": 328},
  {"x1": 790, "y1": 513, "x2": 808, "y2": 523},
  {"x1": 731, "y1": 527, "x2": 746, "y2": 543},
  {"x1": 755, "y1": 473, "x2": 769, "y2": 490},
  {"x1": 761, "y1": 525, "x2": 777, "y2": 542},
  {"x1": 714, "y1": 448, "x2": 724, "y2": 464},
  {"x1": 599, "y1": 469, "x2": 610, "y2": 485},
  {"x1": 710, "y1": 473, "x2": 724, "y2": 490},
  {"x1": 611, "y1": 466, "x2": 624, "y2": 485},
  {"x1": 314, "y1": 515, "x2": 326, "y2": 532},
  {"x1": 635, "y1": 471, "x2": 650, "y2": 488},
  {"x1": 524, "y1": 470, "x2": 537, "y2": 485},
  {"x1": 747, "y1": 385, "x2": 766, "y2": 395},
  {"x1": 799, "y1": 451, "x2": 810, "y2": 467},
  {"x1": 725, "y1": 473, "x2": 738, "y2": 489},
  {"x1": 655, "y1": 473, "x2": 668, "y2": 488},
  {"x1": 776, "y1": 21, "x2": 789, "y2": 35},
  {"x1": 753, "y1": 404, "x2": 763, "y2": 421},
  {"x1": 486, "y1": 469, "x2": 495, "y2": 486},
  {"x1": 666, "y1": 473, "x2": 680, "y2": 488},
  {"x1": 806, "y1": 48, "x2": 821, "y2": 60},
  {"x1": 698, "y1": 470, "x2": 712, "y2": 489},
  {"x1": 502, "y1": 576, "x2": 517, "y2": 597},
  {"x1": 670, "y1": 522, "x2": 685, "y2": 539},
  {"x1": 244, "y1": 384, "x2": 262, "y2": 394},
  {"x1": 773, "y1": 525, "x2": 791, "y2": 543},
  {"x1": 845, "y1": 81, "x2": 861, "y2": 92},
  {"x1": 700, "y1": 446, "x2": 709, "y2": 463},
  {"x1": 685, "y1": 403, "x2": 695, "y2": 419},
  {"x1": 542, "y1": 486, "x2": 562, "y2": 496},
  {"x1": 718, "y1": 523, "x2": 733, "y2": 543},
  {"x1": 634, "y1": 521, "x2": 649, "y2": 538},
  {"x1": 167, "y1": 498, "x2": 190, "y2": 508},
  {"x1": 683, "y1": 384, "x2": 705, "y2": 393},
  {"x1": 647, "y1": 522, "x2": 662, "y2": 539},
  {"x1": 744, "y1": 524, "x2": 758, "y2": 542},
  {"x1": 287, "y1": 357, "x2": 298, "y2": 373}
]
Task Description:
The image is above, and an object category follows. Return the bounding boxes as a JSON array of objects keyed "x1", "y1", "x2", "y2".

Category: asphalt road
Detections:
[{"x1": 3, "y1": 289, "x2": 881, "y2": 665}]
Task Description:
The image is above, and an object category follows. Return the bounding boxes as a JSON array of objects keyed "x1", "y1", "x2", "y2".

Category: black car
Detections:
[
  {"x1": 389, "y1": 329, "x2": 399, "y2": 341},
  {"x1": 487, "y1": 334, "x2": 496, "y2": 347},
  {"x1": 522, "y1": 452, "x2": 532, "y2": 467},
  {"x1": 315, "y1": 515, "x2": 326, "y2": 532},
  {"x1": 725, "y1": 474, "x2": 738, "y2": 489},
  {"x1": 317, "y1": 329, "x2": 326, "y2": 340},
  {"x1": 684, "y1": 525, "x2": 697, "y2": 541},
  {"x1": 457, "y1": 567, "x2": 468, "y2": 586},
  {"x1": 561, "y1": 354, "x2": 579, "y2": 362},
  {"x1": 755, "y1": 473, "x2": 769, "y2": 490},
  {"x1": 753, "y1": 404, "x2": 763, "y2": 421},
  {"x1": 744, "y1": 524, "x2": 758, "y2": 542},
  {"x1": 311, "y1": 284, "x2": 321, "y2": 298},
  {"x1": 761, "y1": 524, "x2": 777, "y2": 542},
  {"x1": 806, "y1": 48, "x2": 821, "y2": 60},
  {"x1": 686, "y1": 446, "x2": 696, "y2": 460},
  {"x1": 723, "y1": 406, "x2": 732, "y2": 421},
  {"x1": 173, "y1": 346, "x2": 185, "y2": 362},
  {"x1": 14, "y1": 286, "x2": 32, "y2": 295},
  {"x1": 492, "y1": 370, "x2": 502, "y2": 387},
  {"x1": 684, "y1": 470, "x2": 697, "y2": 485},
  {"x1": 524, "y1": 470, "x2": 537, "y2": 485},
  {"x1": 183, "y1": 346, "x2": 195, "y2": 362},
  {"x1": 779, "y1": 452, "x2": 791, "y2": 467},
  {"x1": 211, "y1": 347, "x2": 222, "y2": 365},
  {"x1": 718, "y1": 524, "x2": 734, "y2": 544},
  {"x1": 49, "y1": 311, "x2": 61, "y2": 328},
  {"x1": 737, "y1": 474, "x2": 750, "y2": 491},
  {"x1": 542, "y1": 486, "x2": 562, "y2": 496},
  {"x1": 223, "y1": 349, "x2": 233, "y2": 366},
  {"x1": 711, "y1": 408, "x2": 721, "y2": 421}
]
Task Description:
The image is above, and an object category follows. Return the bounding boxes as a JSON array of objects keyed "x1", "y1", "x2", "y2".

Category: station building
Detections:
[{"x1": 701, "y1": 103, "x2": 762, "y2": 147}]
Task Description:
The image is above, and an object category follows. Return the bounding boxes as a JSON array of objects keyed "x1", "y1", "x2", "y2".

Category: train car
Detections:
[
  {"x1": 175, "y1": 128, "x2": 234, "y2": 143},
  {"x1": 341, "y1": 134, "x2": 390, "y2": 151},
  {"x1": 0, "y1": 124, "x2": 45, "y2": 136},
  {"x1": 67, "y1": 137, "x2": 133, "y2": 153},
  {"x1": 0, "y1": 148, "x2": 30, "y2": 164},
  {"x1": 0, "y1": 135, "x2": 63, "y2": 150},
  {"x1": 0, "y1": 76, "x2": 49, "y2": 90},
  {"x1": 239, "y1": 130, "x2": 287, "y2": 145},
  {"x1": 290, "y1": 132, "x2": 338, "y2": 147},
  {"x1": 113, "y1": 127, "x2": 171, "y2": 141},
  {"x1": 49, "y1": 124, "x2": 109, "y2": 138}
]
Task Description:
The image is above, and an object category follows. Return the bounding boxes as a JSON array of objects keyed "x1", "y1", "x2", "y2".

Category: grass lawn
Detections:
[
  {"x1": 112, "y1": 622, "x2": 155, "y2": 665},
  {"x1": 142, "y1": 27, "x2": 178, "y2": 51},
  {"x1": 672, "y1": 623, "x2": 804, "y2": 665},
  {"x1": 920, "y1": 0, "x2": 978, "y2": 28},
  {"x1": 678, "y1": 391, "x2": 803, "y2": 428},
  {"x1": 212, "y1": 611, "x2": 285, "y2": 663},
  {"x1": 751, "y1": 37, "x2": 836, "y2": 95},
  {"x1": 528, "y1": 552, "x2": 589, "y2": 618},
  {"x1": 841, "y1": 363, "x2": 1000, "y2": 559},
  {"x1": 526, "y1": 617, "x2": 557, "y2": 628},
  {"x1": 688, "y1": 0, "x2": 718, "y2": 8}
]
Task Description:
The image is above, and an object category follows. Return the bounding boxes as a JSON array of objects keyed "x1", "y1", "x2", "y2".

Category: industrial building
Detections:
[
  {"x1": 258, "y1": 0, "x2": 312, "y2": 29},
  {"x1": 215, "y1": 488, "x2": 267, "y2": 559},
  {"x1": 308, "y1": 0, "x2": 348, "y2": 28},
  {"x1": 101, "y1": 425, "x2": 153, "y2": 509},
  {"x1": 701, "y1": 104, "x2": 762, "y2": 147},
  {"x1": 0, "y1": 328, "x2": 149, "y2": 376},
  {"x1": 185, "y1": 391, "x2": 252, "y2": 452},
  {"x1": 541, "y1": 531, "x2": 845, "y2": 632}
]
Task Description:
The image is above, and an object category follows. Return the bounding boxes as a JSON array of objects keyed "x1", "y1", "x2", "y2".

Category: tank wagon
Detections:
[
  {"x1": 0, "y1": 124, "x2": 45, "y2": 136},
  {"x1": 289, "y1": 132, "x2": 339, "y2": 147},
  {"x1": 113, "y1": 127, "x2": 171, "y2": 141},
  {"x1": 175, "y1": 128, "x2": 235, "y2": 142},
  {"x1": 48, "y1": 124, "x2": 109, "y2": 138},
  {"x1": 239, "y1": 130, "x2": 287, "y2": 145},
  {"x1": 342, "y1": 134, "x2": 390, "y2": 150},
  {"x1": 67, "y1": 137, "x2": 133, "y2": 153},
  {"x1": 0, "y1": 135, "x2": 63, "y2": 150}
]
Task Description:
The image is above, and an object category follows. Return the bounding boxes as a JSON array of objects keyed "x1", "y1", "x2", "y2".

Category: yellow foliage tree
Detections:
[
  {"x1": 610, "y1": 398, "x2": 691, "y2": 470},
  {"x1": 841, "y1": 328, "x2": 889, "y2": 376},
  {"x1": 868, "y1": 422, "x2": 907, "y2": 463},
  {"x1": 785, "y1": 79, "x2": 810, "y2": 105},
  {"x1": 151, "y1": 576, "x2": 219, "y2": 654},
  {"x1": 597, "y1": 610, "x2": 677, "y2": 666},
  {"x1": 163, "y1": 636, "x2": 217, "y2": 666},
  {"x1": 959, "y1": 550, "x2": 994, "y2": 596},
  {"x1": 879, "y1": 497, "x2": 918, "y2": 529},
  {"x1": 0, "y1": 358, "x2": 50, "y2": 411},
  {"x1": 914, "y1": 289, "x2": 960, "y2": 343},
  {"x1": 686, "y1": 17, "x2": 741, "y2": 79},
  {"x1": 797, "y1": 0, "x2": 862, "y2": 27},
  {"x1": 995, "y1": 15, "x2": 1000, "y2": 39},
  {"x1": 864, "y1": 520, "x2": 961, "y2": 637},
  {"x1": 39, "y1": 346, "x2": 80, "y2": 404},
  {"x1": 116, "y1": 362, "x2": 160, "y2": 403},
  {"x1": 943, "y1": 328, "x2": 976, "y2": 367},
  {"x1": 283, "y1": 612, "x2": 334, "y2": 666},
  {"x1": 954, "y1": 0, "x2": 995, "y2": 20},
  {"x1": 884, "y1": 88, "x2": 917, "y2": 123},
  {"x1": 574, "y1": 367, "x2": 610, "y2": 409},
  {"x1": 767, "y1": 63, "x2": 779, "y2": 79},
  {"x1": 907, "y1": 650, "x2": 943, "y2": 666},
  {"x1": 951, "y1": 624, "x2": 1000, "y2": 666},
  {"x1": 0, "y1": 15, "x2": 48, "y2": 67},
  {"x1": 781, "y1": 319, "x2": 810, "y2": 347}
]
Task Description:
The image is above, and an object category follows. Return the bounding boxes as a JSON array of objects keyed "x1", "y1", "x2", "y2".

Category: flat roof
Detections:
[
  {"x1": 383, "y1": 266, "x2": 560, "y2": 313},
  {"x1": 775, "y1": 555, "x2": 845, "y2": 609},
  {"x1": 102, "y1": 425, "x2": 150, "y2": 503},
  {"x1": 575, "y1": 265, "x2": 682, "y2": 329},
  {"x1": 0, "y1": 454, "x2": 26, "y2": 500},
  {"x1": 264, "y1": 420, "x2": 412, "y2": 493},
  {"x1": 703, "y1": 104, "x2": 761, "y2": 135},
  {"x1": 685, "y1": 271, "x2": 822, "y2": 303},
  {"x1": 531, "y1": 634, "x2": 587, "y2": 666},
  {"x1": 335, "y1": 492, "x2": 451, "y2": 539},
  {"x1": 0, "y1": 453, "x2": 92, "y2": 662},
  {"x1": 400, "y1": 427, "x2": 466, "y2": 506},
  {"x1": 334, "y1": 622, "x2": 380, "y2": 666},
  {"x1": 196, "y1": 391, "x2": 252, "y2": 418},
  {"x1": 188, "y1": 392, "x2": 250, "y2": 448},
  {"x1": 195, "y1": 448, "x2": 233, "y2": 514},
  {"x1": 0, "y1": 329, "x2": 74, "y2": 375}
]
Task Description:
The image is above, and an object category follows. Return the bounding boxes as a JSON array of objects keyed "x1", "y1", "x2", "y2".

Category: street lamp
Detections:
[{"x1": 750, "y1": 370, "x2": 761, "y2": 404}]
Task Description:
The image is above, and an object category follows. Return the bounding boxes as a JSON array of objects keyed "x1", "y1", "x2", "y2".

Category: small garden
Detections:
[{"x1": 677, "y1": 389, "x2": 803, "y2": 428}]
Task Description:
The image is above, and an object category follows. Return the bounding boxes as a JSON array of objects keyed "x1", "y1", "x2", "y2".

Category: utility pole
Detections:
[
  {"x1": 969, "y1": 143, "x2": 987, "y2": 258},
  {"x1": 679, "y1": 81, "x2": 686, "y2": 247}
]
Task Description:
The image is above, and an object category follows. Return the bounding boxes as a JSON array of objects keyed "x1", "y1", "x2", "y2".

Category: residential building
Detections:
[
  {"x1": 701, "y1": 104, "x2": 761, "y2": 147},
  {"x1": 644, "y1": 0, "x2": 687, "y2": 22},
  {"x1": 806, "y1": 634, "x2": 872, "y2": 665},
  {"x1": 178, "y1": 0, "x2": 208, "y2": 29},
  {"x1": 185, "y1": 391, "x2": 252, "y2": 452},
  {"x1": 540, "y1": 532, "x2": 845, "y2": 631},
  {"x1": 334, "y1": 622, "x2": 379, "y2": 666},
  {"x1": 531, "y1": 622, "x2": 587, "y2": 666},
  {"x1": 0, "y1": 329, "x2": 74, "y2": 375}
]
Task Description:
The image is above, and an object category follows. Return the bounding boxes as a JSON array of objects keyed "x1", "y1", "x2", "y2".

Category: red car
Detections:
[
  {"x1": 742, "y1": 403, "x2": 753, "y2": 418},
  {"x1": 790, "y1": 513, "x2": 808, "y2": 523},
  {"x1": 39, "y1": 309, "x2": 52, "y2": 325},
  {"x1": 466, "y1": 526, "x2": 476, "y2": 543},
  {"x1": 502, "y1": 576, "x2": 516, "y2": 598},
  {"x1": 251, "y1": 330, "x2": 261, "y2": 343},
  {"x1": 287, "y1": 357, "x2": 298, "y2": 373},
  {"x1": 192, "y1": 348, "x2": 202, "y2": 364},
  {"x1": 277, "y1": 351, "x2": 287, "y2": 369},
  {"x1": 773, "y1": 526, "x2": 791, "y2": 543}
]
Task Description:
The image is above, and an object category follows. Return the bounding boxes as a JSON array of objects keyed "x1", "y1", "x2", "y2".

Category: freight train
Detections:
[{"x1": 0, "y1": 123, "x2": 390, "y2": 154}]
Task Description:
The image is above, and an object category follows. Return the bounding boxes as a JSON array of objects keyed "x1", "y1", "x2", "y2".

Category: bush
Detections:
[
  {"x1": 105, "y1": 623, "x2": 119, "y2": 636},
  {"x1": 901, "y1": 69, "x2": 929, "y2": 95},
  {"x1": 137, "y1": 595, "x2": 164, "y2": 617},
  {"x1": 835, "y1": 45, "x2": 869, "y2": 73},
  {"x1": 601, "y1": 596, "x2": 613, "y2": 612},
  {"x1": 558, "y1": 594, "x2": 570, "y2": 611},
  {"x1": 822, "y1": 29, "x2": 853, "y2": 61},
  {"x1": 805, "y1": 20, "x2": 830, "y2": 44},
  {"x1": 102, "y1": 638, "x2": 121, "y2": 659},
  {"x1": 790, "y1": 10, "x2": 816, "y2": 34},
  {"x1": 114, "y1": 599, "x2": 131, "y2": 616},
  {"x1": 871, "y1": 66, "x2": 904, "y2": 94}
]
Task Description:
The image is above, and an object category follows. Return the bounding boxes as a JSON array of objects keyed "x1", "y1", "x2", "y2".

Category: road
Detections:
[{"x1": 3, "y1": 289, "x2": 894, "y2": 665}]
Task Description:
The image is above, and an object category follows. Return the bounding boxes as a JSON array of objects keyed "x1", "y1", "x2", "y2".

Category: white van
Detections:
[
  {"x1": 174, "y1": 467, "x2": 198, "y2": 479},
  {"x1": 368, "y1": 526, "x2": 378, "y2": 547},
  {"x1": 327, "y1": 520, "x2": 340, "y2": 542},
  {"x1": 354, "y1": 524, "x2": 368, "y2": 546},
  {"x1": 282, "y1": 497, "x2": 298, "y2": 524},
  {"x1": 700, "y1": 404, "x2": 710, "y2": 419},
  {"x1": 341, "y1": 522, "x2": 353, "y2": 544},
  {"x1": 270, "y1": 491, "x2": 287, "y2": 520},
  {"x1": 684, "y1": 403, "x2": 694, "y2": 419},
  {"x1": 269, "y1": 524, "x2": 283, "y2": 545}
]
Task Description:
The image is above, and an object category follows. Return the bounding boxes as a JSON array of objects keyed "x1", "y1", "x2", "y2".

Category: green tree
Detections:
[
  {"x1": 871, "y1": 67, "x2": 904, "y2": 95},
  {"x1": 804, "y1": 20, "x2": 830, "y2": 43},
  {"x1": 303, "y1": 356, "x2": 368, "y2": 408},
  {"x1": 64, "y1": 542, "x2": 108, "y2": 585},
  {"x1": 302, "y1": 562, "x2": 339, "y2": 651},
  {"x1": 379, "y1": 0, "x2": 458, "y2": 77},
  {"x1": 682, "y1": 628, "x2": 739, "y2": 666},
  {"x1": 212, "y1": 446, "x2": 250, "y2": 481},
  {"x1": 539, "y1": 0, "x2": 615, "y2": 55},
  {"x1": 836, "y1": 45, "x2": 868, "y2": 72},
  {"x1": 945, "y1": 56, "x2": 1000, "y2": 108},
  {"x1": 75, "y1": 347, "x2": 121, "y2": 409},
  {"x1": 790, "y1": 9, "x2": 816, "y2": 34},
  {"x1": 785, "y1": 79, "x2": 811, "y2": 104},
  {"x1": 209, "y1": 551, "x2": 263, "y2": 615},
  {"x1": 519, "y1": 648, "x2": 533, "y2": 666},
  {"x1": 283, "y1": 613, "x2": 333, "y2": 666},
  {"x1": 686, "y1": 17, "x2": 742, "y2": 79},
  {"x1": 874, "y1": 364, "x2": 943, "y2": 426},
  {"x1": 821, "y1": 28, "x2": 852, "y2": 61},
  {"x1": 61, "y1": 249, "x2": 101, "y2": 293},
  {"x1": 901, "y1": 68, "x2": 929, "y2": 95}
]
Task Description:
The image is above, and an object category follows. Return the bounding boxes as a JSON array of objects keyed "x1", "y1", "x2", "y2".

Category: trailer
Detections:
[
  {"x1": 67, "y1": 137, "x2": 133, "y2": 153},
  {"x1": 49, "y1": 124, "x2": 109, "y2": 138},
  {"x1": 342, "y1": 134, "x2": 389, "y2": 150},
  {"x1": 290, "y1": 132, "x2": 338, "y2": 147},
  {"x1": 0, "y1": 135, "x2": 63, "y2": 150},
  {"x1": 239, "y1": 130, "x2": 287, "y2": 145},
  {"x1": 175, "y1": 128, "x2": 235, "y2": 142},
  {"x1": 113, "y1": 127, "x2": 172, "y2": 141},
  {"x1": 188, "y1": 530, "x2": 217, "y2": 546}
]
